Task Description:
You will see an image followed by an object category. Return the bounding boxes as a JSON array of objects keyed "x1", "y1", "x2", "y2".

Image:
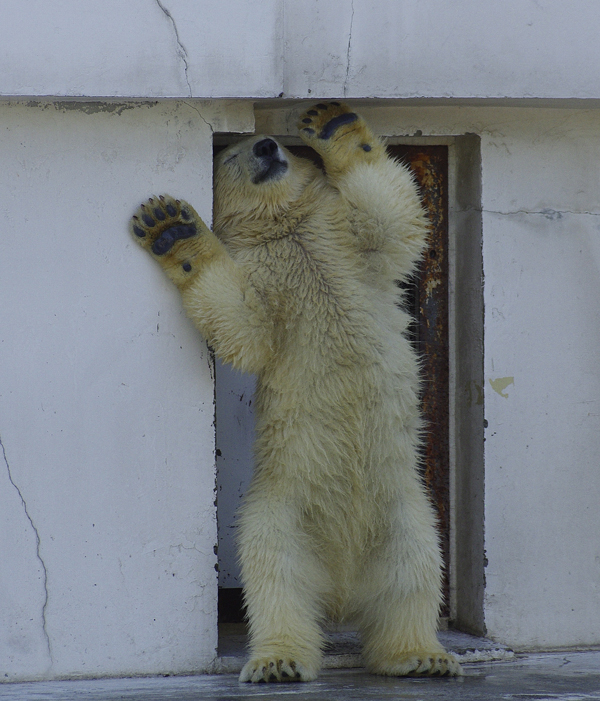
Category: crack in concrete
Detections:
[
  {"x1": 484, "y1": 207, "x2": 600, "y2": 218},
  {"x1": 0, "y1": 433, "x2": 53, "y2": 666},
  {"x1": 183, "y1": 101, "x2": 214, "y2": 134},
  {"x1": 155, "y1": 0, "x2": 193, "y2": 97},
  {"x1": 343, "y1": 0, "x2": 355, "y2": 97},
  {"x1": 280, "y1": 0, "x2": 286, "y2": 97}
]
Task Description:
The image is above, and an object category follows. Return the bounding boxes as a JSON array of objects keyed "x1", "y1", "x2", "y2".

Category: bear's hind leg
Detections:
[
  {"x1": 356, "y1": 498, "x2": 462, "y2": 677},
  {"x1": 237, "y1": 494, "x2": 327, "y2": 683},
  {"x1": 359, "y1": 590, "x2": 462, "y2": 677}
]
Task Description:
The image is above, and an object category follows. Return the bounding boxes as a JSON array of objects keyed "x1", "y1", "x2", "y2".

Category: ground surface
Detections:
[{"x1": 2, "y1": 651, "x2": 600, "y2": 700}]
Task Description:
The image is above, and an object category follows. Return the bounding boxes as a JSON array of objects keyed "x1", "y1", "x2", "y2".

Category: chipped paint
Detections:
[
  {"x1": 467, "y1": 380, "x2": 484, "y2": 406},
  {"x1": 489, "y1": 376, "x2": 514, "y2": 398},
  {"x1": 22, "y1": 101, "x2": 144, "y2": 116}
]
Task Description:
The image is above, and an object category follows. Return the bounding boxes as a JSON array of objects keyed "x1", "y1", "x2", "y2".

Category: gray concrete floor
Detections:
[{"x1": 2, "y1": 651, "x2": 600, "y2": 700}]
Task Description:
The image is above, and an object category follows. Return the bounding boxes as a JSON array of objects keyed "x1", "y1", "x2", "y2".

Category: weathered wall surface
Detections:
[
  {"x1": 2, "y1": 1, "x2": 600, "y2": 100},
  {"x1": 478, "y1": 110, "x2": 600, "y2": 649},
  {"x1": 0, "y1": 100, "x2": 253, "y2": 681}
]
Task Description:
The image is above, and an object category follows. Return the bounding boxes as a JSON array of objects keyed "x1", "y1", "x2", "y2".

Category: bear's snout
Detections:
[
  {"x1": 253, "y1": 138, "x2": 279, "y2": 159},
  {"x1": 251, "y1": 138, "x2": 288, "y2": 184}
]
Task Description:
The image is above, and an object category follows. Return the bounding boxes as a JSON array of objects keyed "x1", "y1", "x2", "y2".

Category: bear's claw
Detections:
[
  {"x1": 239, "y1": 656, "x2": 316, "y2": 683},
  {"x1": 370, "y1": 651, "x2": 463, "y2": 678}
]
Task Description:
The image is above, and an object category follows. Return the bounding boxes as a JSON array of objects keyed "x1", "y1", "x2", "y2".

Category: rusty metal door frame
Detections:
[
  {"x1": 381, "y1": 135, "x2": 484, "y2": 633},
  {"x1": 387, "y1": 144, "x2": 450, "y2": 617}
]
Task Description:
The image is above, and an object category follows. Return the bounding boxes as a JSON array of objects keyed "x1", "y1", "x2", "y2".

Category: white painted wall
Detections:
[
  {"x1": 389, "y1": 106, "x2": 600, "y2": 651},
  {"x1": 3, "y1": 1, "x2": 600, "y2": 100},
  {"x1": 2, "y1": 100, "x2": 600, "y2": 677},
  {"x1": 0, "y1": 100, "x2": 254, "y2": 681},
  {"x1": 477, "y1": 109, "x2": 600, "y2": 649},
  {"x1": 0, "y1": 0, "x2": 283, "y2": 99}
]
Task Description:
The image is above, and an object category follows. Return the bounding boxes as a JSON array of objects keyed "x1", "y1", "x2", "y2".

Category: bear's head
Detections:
[{"x1": 214, "y1": 135, "x2": 320, "y2": 232}]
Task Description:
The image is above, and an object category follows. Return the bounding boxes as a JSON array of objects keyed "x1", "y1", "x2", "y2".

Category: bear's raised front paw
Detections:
[
  {"x1": 129, "y1": 195, "x2": 212, "y2": 284},
  {"x1": 298, "y1": 102, "x2": 359, "y2": 141},
  {"x1": 297, "y1": 102, "x2": 379, "y2": 167},
  {"x1": 371, "y1": 651, "x2": 463, "y2": 677},
  {"x1": 130, "y1": 195, "x2": 199, "y2": 256},
  {"x1": 239, "y1": 656, "x2": 317, "y2": 683}
]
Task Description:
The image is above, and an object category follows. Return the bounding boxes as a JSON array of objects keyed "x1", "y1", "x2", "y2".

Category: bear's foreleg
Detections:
[
  {"x1": 297, "y1": 104, "x2": 428, "y2": 282},
  {"x1": 237, "y1": 493, "x2": 327, "y2": 683},
  {"x1": 130, "y1": 196, "x2": 273, "y2": 374}
]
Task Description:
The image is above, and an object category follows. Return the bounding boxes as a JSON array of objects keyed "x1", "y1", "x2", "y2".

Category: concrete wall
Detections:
[
  {"x1": 478, "y1": 109, "x2": 600, "y2": 649},
  {"x1": 0, "y1": 100, "x2": 253, "y2": 681},
  {"x1": 2, "y1": 1, "x2": 600, "y2": 100}
]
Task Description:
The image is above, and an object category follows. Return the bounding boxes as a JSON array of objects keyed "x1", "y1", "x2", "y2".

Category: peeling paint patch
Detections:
[
  {"x1": 54, "y1": 102, "x2": 139, "y2": 116},
  {"x1": 489, "y1": 376, "x2": 514, "y2": 398},
  {"x1": 466, "y1": 380, "x2": 484, "y2": 406},
  {"x1": 22, "y1": 101, "x2": 145, "y2": 116},
  {"x1": 425, "y1": 277, "x2": 442, "y2": 296}
]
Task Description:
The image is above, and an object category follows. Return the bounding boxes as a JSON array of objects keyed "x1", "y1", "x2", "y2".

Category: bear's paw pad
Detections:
[
  {"x1": 297, "y1": 102, "x2": 376, "y2": 161},
  {"x1": 239, "y1": 656, "x2": 316, "y2": 683},
  {"x1": 130, "y1": 196, "x2": 198, "y2": 257},
  {"x1": 374, "y1": 651, "x2": 463, "y2": 677},
  {"x1": 298, "y1": 102, "x2": 366, "y2": 141}
]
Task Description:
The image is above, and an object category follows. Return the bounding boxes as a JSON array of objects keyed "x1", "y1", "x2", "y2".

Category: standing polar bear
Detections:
[{"x1": 130, "y1": 103, "x2": 461, "y2": 682}]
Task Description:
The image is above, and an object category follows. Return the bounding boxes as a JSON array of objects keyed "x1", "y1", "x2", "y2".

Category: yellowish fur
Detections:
[{"x1": 130, "y1": 102, "x2": 461, "y2": 682}]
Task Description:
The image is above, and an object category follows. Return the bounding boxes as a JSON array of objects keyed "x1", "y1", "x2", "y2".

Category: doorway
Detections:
[{"x1": 214, "y1": 142, "x2": 450, "y2": 623}]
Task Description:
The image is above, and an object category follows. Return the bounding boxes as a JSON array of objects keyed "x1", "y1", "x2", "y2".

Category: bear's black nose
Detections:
[{"x1": 253, "y1": 138, "x2": 279, "y2": 158}]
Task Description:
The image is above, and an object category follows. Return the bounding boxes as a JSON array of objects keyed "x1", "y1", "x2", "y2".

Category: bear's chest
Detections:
[{"x1": 244, "y1": 234, "x2": 360, "y2": 327}]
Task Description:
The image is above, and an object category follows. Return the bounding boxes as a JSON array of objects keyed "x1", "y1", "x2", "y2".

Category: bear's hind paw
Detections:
[
  {"x1": 239, "y1": 656, "x2": 317, "y2": 683},
  {"x1": 370, "y1": 651, "x2": 463, "y2": 678}
]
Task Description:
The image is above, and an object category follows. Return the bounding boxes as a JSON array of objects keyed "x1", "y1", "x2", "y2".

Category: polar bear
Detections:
[{"x1": 130, "y1": 102, "x2": 461, "y2": 682}]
